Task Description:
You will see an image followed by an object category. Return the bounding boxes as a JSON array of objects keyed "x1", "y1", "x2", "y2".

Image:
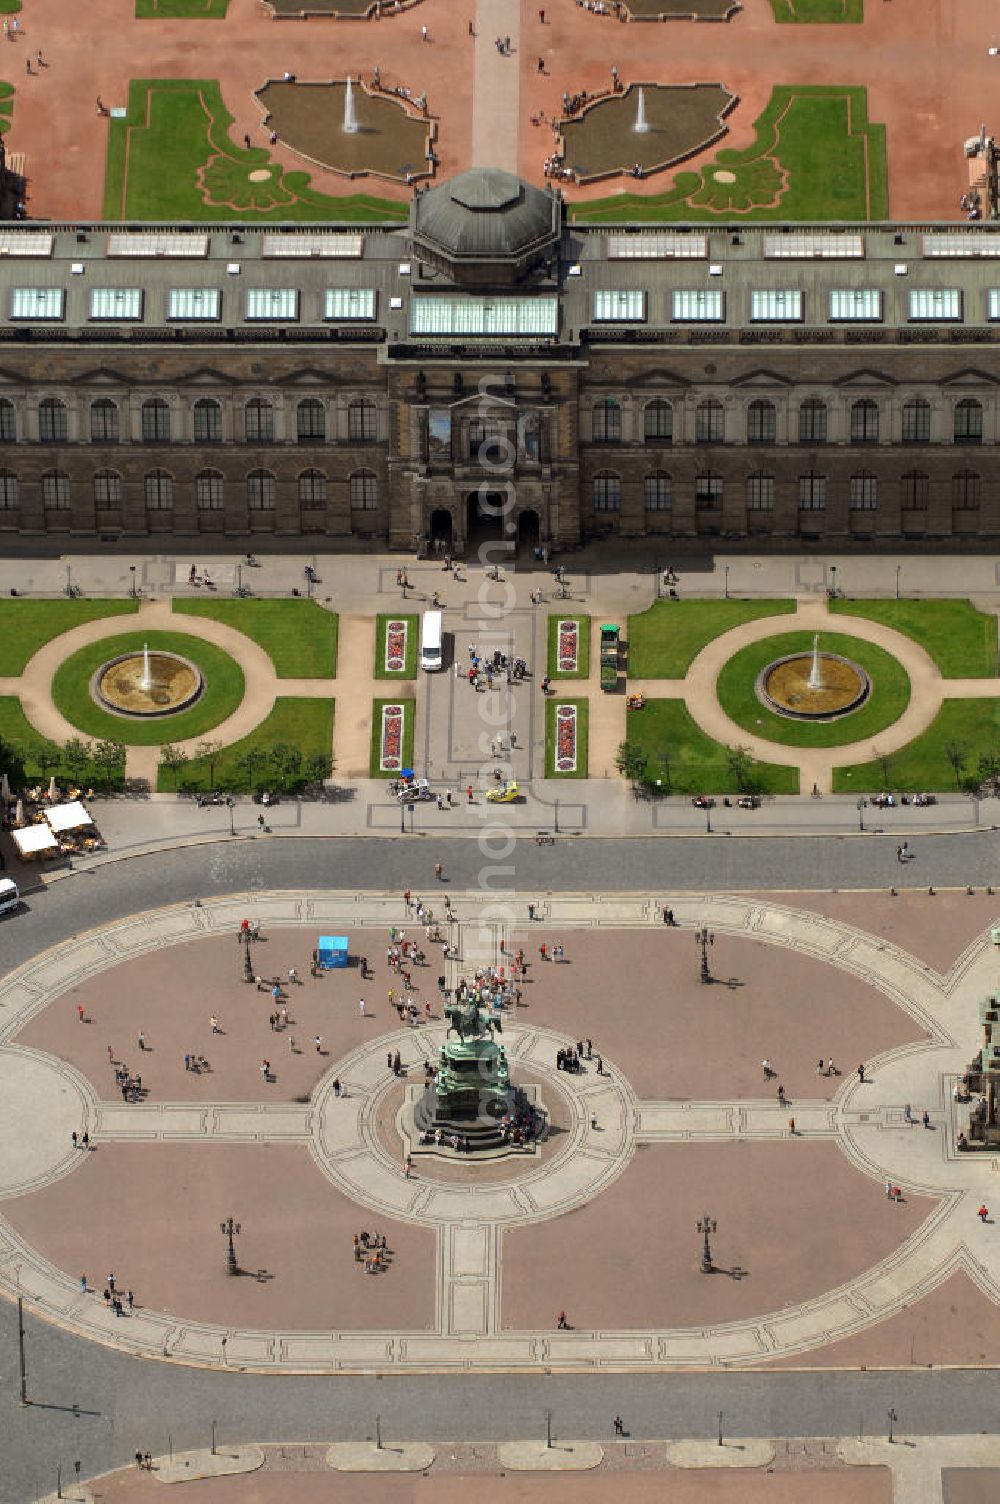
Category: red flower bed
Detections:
[
  {"x1": 557, "y1": 618, "x2": 579, "y2": 674},
  {"x1": 381, "y1": 704, "x2": 404, "y2": 771},
  {"x1": 555, "y1": 704, "x2": 577, "y2": 772},
  {"x1": 385, "y1": 619, "x2": 407, "y2": 672}
]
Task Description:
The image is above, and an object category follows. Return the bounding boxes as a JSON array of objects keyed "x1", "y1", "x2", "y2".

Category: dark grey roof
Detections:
[{"x1": 411, "y1": 170, "x2": 559, "y2": 260}]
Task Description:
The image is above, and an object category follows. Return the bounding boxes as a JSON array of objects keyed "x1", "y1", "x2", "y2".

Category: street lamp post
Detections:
[
  {"x1": 65, "y1": 563, "x2": 73, "y2": 598},
  {"x1": 887, "y1": 1408, "x2": 897, "y2": 1444},
  {"x1": 697, "y1": 1213, "x2": 717, "y2": 1273},
  {"x1": 227, "y1": 796, "x2": 235, "y2": 837},
  {"x1": 857, "y1": 797, "x2": 866, "y2": 832},
  {"x1": 895, "y1": 563, "x2": 902, "y2": 600},
  {"x1": 695, "y1": 927, "x2": 714, "y2": 984},
  {"x1": 705, "y1": 802, "x2": 712, "y2": 834},
  {"x1": 829, "y1": 563, "x2": 837, "y2": 598},
  {"x1": 220, "y1": 1217, "x2": 241, "y2": 1276},
  {"x1": 17, "y1": 1291, "x2": 27, "y2": 1405},
  {"x1": 241, "y1": 929, "x2": 254, "y2": 984},
  {"x1": 129, "y1": 564, "x2": 137, "y2": 599},
  {"x1": 724, "y1": 564, "x2": 730, "y2": 600}
]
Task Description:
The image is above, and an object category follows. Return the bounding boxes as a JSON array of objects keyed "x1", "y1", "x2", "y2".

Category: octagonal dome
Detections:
[{"x1": 410, "y1": 169, "x2": 562, "y2": 287}]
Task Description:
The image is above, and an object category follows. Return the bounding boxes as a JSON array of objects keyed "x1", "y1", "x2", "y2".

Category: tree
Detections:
[
  {"x1": 614, "y1": 740, "x2": 647, "y2": 789},
  {"x1": 304, "y1": 750, "x2": 333, "y2": 788},
  {"x1": 943, "y1": 739, "x2": 970, "y2": 791},
  {"x1": 269, "y1": 742, "x2": 302, "y2": 793},
  {"x1": 62, "y1": 737, "x2": 94, "y2": 786},
  {"x1": 0, "y1": 734, "x2": 25, "y2": 790},
  {"x1": 725, "y1": 744, "x2": 756, "y2": 793},
  {"x1": 235, "y1": 747, "x2": 268, "y2": 795},
  {"x1": 159, "y1": 743, "x2": 189, "y2": 790},
  {"x1": 92, "y1": 740, "x2": 126, "y2": 792},
  {"x1": 196, "y1": 739, "x2": 223, "y2": 791},
  {"x1": 32, "y1": 740, "x2": 61, "y2": 783},
  {"x1": 871, "y1": 745, "x2": 893, "y2": 791},
  {"x1": 978, "y1": 746, "x2": 1000, "y2": 794}
]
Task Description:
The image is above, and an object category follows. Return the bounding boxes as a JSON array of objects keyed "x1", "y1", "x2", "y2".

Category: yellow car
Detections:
[{"x1": 486, "y1": 780, "x2": 519, "y2": 804}]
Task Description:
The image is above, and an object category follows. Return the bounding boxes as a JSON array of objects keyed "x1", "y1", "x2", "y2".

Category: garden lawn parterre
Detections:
[
  {"x1": 173, "y1": 599, "x2": 338, "y2": 678},
  {"x1": 627, "y1": 599, "x2": 795, "y2": 679},
  {"x1": 0, "y1": 697, "x2": 129, "y2": 787},
  {"x1": 832, "y1": 699, "x2": 1000, "y2": 794},
  {"x1": 716, "y1": 631, "x2": 911, "y2": 749},
  {"x1": 0, "y1": 600, "x2": 139, "y2": 676},
  {"x1": 545, "y1": 698, "x2": 589, "y2": 779},
  {"x1": 51, "y1": 632, "x2": 245, "y2": 746},
  {"x1": 626, "y1": 698, "x2": 799, "y2": 795},
  {"x1": 375, "y1": 614, "x2": 418, "y2": 679},
  {"x1": 829, "y1": 599, "x2": 998, "y2": 679},
  {"x1": 156, "y1": 697, "x2": 333, "y2": 793},
  {"x1": 370, "y1": 697, "x2": 415, "y2": 778},
  {"x1": 546, "y1": 615, "x2": 591, "y2": 680}
]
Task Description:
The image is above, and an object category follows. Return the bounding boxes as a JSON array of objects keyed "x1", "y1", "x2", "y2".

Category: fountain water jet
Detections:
[
  {"x1": 633, "y1": 87, "x2": 649, "y2": 134},
  {"x1": 806, "y1": 632, "x2": 825, "y2": 692},
  {"x1": 139, "y1": 642, "x2": 154, "y2": 693},
  {"x1": 343, "y1": 76, "x2": 360, "y2": 135}
]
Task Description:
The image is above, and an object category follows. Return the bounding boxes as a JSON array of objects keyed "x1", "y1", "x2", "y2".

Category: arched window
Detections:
[
  {"x1": 245, "y1": 397, "x2": 274, "y2": 444},
  {"x1": 953, "y1": 470, "x2": 981, "y2": 509},
  {"x1": 902, "y1": 398, "x2": 931, "y2": 444},
  {"x1": 746, "y1": 473, "x2": 774, "y2": 511},
  {"x1": 196, "y1": 470, "x2": 224, "y2": 510},
  {"x1": 42, "y1": 470, "x2": 70, "y2": 509},
  {"x1": 850, "y1": 399, "x2": 879, "y2": 444},
  {"x1": 695, "y1": 399, "x2": 724, "y2": 444},
  {"x1": 297, "y1": 399, "x2": 326, "y2": 443},
  {"x1": 644, "y1": 399, "x2": 673, "y2": 444},
  {"x1": 38, "y1": 398, "x2": 67, "y2": 443},
  {"x1": 695, "y1": 472, "x2": 722, "y2": 508},
  {"x1": 141, "y1": 398, "x2": 171, "y2": 443},
  {"x1": 144, "y1": 470, "x2": 173, "y2": 509},
  {"x1": 592, "y1": 472, "x2": 621, "y2": 511},
  {"x1": 592, "y1": 398, "x2": 621, "y2": 444},
  {"x1": 746, "y1": 399, "x2": 776, "y2": 445},
  {"x1": 90, "y1": 399, "x2": 119, "y2": 444},
  {"x1": 93, "y1": 470, "x2": 122, "y2": 509},
  {"x1": 798, "y1": 399, "x2": 827, "y2": 444},
  {"x1": 850, "y1": 471, "x2": 878, "y2": 510},
  {"x1": 193, "y1": 398, "x2": 222, "y2": 444},
  {"x1": 0, "y1": 398, "x2": 16, "y2": 443},
  {"x1": 901, "y1": 471, "x2": 929, "y2": 510},
  {"x1": 0, "y1": 470, "x2": 18, "y2": 508},
  {"x1": 348, "y1": 397, "x2": 377, "y2": 443},
  {"x1": 644, "y1": 472, "x2": 671, "y2": 510},
  {"x1": 299, "y1": 469, "x2": 327, "y2": 508},
  {"x1": 955, "y1": 398, "x2": 983, "y2": 445},
  {"x1": 247, "y1": 469, "x2": 276, "y2": 510},
  {"x1": 350, "y1": 470, "x2": 377, "y2": 510},
  {"x1": 798, "y1": 473, "x2": 826, "y2": 510}
]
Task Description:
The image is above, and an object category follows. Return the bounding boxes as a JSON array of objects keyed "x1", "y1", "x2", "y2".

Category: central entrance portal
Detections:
[{"x1": 466, "y1": 491, "x2": 509, "y2": 552}]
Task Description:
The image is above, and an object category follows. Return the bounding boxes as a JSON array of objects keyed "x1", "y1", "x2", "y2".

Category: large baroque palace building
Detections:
[{"x1": 3, "y1": 168, "x2": 1000, "y2": 554}]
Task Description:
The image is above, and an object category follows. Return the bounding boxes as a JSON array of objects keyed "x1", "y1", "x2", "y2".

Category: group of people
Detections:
[
  {"x1": 556, "y1": 1041, "x2": 598, "y2": 1074},
  {"x1": 353, "y1": 1230, "x2": 390, "y2": 1274}
]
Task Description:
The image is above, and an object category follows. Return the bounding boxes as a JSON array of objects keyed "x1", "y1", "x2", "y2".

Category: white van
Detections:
[
  {"x1": 0, "y1": 877, "x2": 20, "y2": 917},
  {"x1": 420, "y1": 609, "x2": 443, "y2": 672}
]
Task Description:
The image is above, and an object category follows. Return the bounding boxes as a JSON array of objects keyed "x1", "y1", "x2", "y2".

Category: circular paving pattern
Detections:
[{"x1": 0, "y1": 890, "x2": 994, "y2": 1373}]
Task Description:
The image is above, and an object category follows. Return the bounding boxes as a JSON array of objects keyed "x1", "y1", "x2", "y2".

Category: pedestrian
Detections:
[
  {"x1": 288, "y1": 966, "x2": 298, "y2": 985},
  {"x1": 816, "y1": 1058, "x2": 824, "y2": 1074},
  {"x1": 466, "y1": 785, "x2": 474, "y2": 803},
  {"x1": 857, "y1": 1062, "x2": 866, "y2": 1083},
  {"x1": 404, "y1": 1154, "x2": 413, "y2": 1179},
  {"x1": 596, "y1": 1055, "x2": 603, "y2": 1075},
  {"x1": 528, "y1": 902, "x2": 536, "y2": 921},
  {"x1": 446, "y1": 788, "x2": 453, "y2": 806},
  {"x1": 922, "y1": 1109, "x2": 930, "y2": 1128},
  {"x1": 135, "y1": 1452, "x2": 144, "y2": 1471},
  {"x1": 421, "y1": 22, "x2": 428, "y2": 38},
  {"x1": 127, "y1": 1289, "x2": 134, "y2": 1310},
  {"x1": 435, "y1": 862, "x2": 443, "y2": 881},
  {"x1": 82, "y1": 1132, "x2": 89, "y2": 1148},
  {"x1": 904, "y1": 1103, "x2": 912, "y2": 1124},
  {"x1": 762, "y1": 1058, "x2": 773, "y2": 1079},
  {"x1": 96, "y1": 96, "x2": 105, "y2": 114},
  {"x1": 80, "y1": 1273, "x2": 87, "y2": 1292},
  {"x1": 556, "y1": 1310, "x2": 569, "y2": 1329},
  {"x1": 539, "y1": 942, "x2": 547, "y2": 961},
  {"x1": 468, "y1": 17, "x2": 474, "y2": 32},
  {"x1": 980, "y1": 1204, "x2": 989, "y2": 1222},
  {"x1": 613, "y1": 1414, "x2": 623, "y2": 1436},
  {"x1": 138, "y1": 1031, "x2": 146, "y2": 1052},
  {"x1": 359, "y1": 997, "x2": 366, "y2": 1016},
  {"x1": 261, "y1": 1060, "x2": 270, "y2": 1081},
  {"x1": 777, "y1": 1084, "x2": 786, "y2": 1104},
  {"x1": 258, "y1": 814, "x2": 266, "y2": 832},
  {"x1": 901, "y1": 840, "x2": 909, "y2": 860},
  {"x1": 108, "y1": 1271, "x2": 116, "y2": 1291},
  {"x1": 77, "y1": 1003, "x2": 86, "y2": 1023},
  {"x1": 788, "y1": 1116, "x2": 795, "y2": 1135},
  {"x1": 25, "y1": 59, "x2": 31, "y2": 75},
  {"x1": 72, "y1": 1131, "x2": 78, "y2": 1148},
  {"x1": 896, "y1": 845, "x2": 902, "y2": 863},
  {"x1": 210, "y1": 1014, "x2": 220, "y2": 1033},
  {"x1": 333, "y1": 1077, "x2": 341, "y2": 1097},
  {"x1": 314, "y1": 1034, "x2": 323, "y2": 1053},
  {"x1": 885, "y1": 1179, "x2": 893, "y2": 1199},
  {"x1": 144, "y1": 1454, "x2": 152, "y2": 1471}
]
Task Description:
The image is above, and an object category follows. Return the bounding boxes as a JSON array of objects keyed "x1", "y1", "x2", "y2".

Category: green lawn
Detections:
[
  {"x1": 833, "y1": 700, "x2": 1000, "y2": 794},
  {"x1": 625, "y1": 699, "x2": 799, "y2": 794},
  {"x1": 173, "y1": 599, "x2": 338, "y2": 678},
  {"x1": 571, "y1": 86, "x2": 886, "y2": 222},
  {"x1": 768, "y1": 0, "x2": 861, "y2": 19},
  {"x1": 545, "y1": 698, "x2": 589, "y2": 778},
  {"x1": 374, "y1": 614, "x2": 419, "y2": 679},
  {"x1": 547, "y1": 615, "x2": 592, "y2": 680},
  {"x1": 829, "y1": 599, "x2": 998, "y2": 679},
  {"x1": 0, "y1": 599, "x2": 138, "y2": 676},
  {"x1": 103, "y1": 79, "x2": 406, "y2": 222},
  {"x1": 627, "y1": 599, "x2": 796, "y2": 679},
  {"x1": 370, "y1": 697, "x2": 415, "y2": 778},
  {"x1": 51, "y1": 633, "x2": 245, "y2": 745},
  {"x1": 716, "y1": 631, "x2": 910, "y2": 748},
  {"x1": 136, "y1": 0, "x2": 227, "y2": 13},
  {"x1": 157, "y1": 697, "x2": 332, "y2": 792}
]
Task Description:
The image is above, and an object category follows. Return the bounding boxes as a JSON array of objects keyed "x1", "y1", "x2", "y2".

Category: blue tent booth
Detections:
[{"x1": 317, "y1": 935, "x2": 349, "y2": 969}]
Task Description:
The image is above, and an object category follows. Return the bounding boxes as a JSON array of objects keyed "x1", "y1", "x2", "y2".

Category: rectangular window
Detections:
[
  {"x1": 798, "y1": 402, "x2": 827, "y2": 444},
  {"x1": 42, "y1": 474, "x2": 69, "y2": 509},
  {"x1": 89, "y1": 288, "x2": 143, "y2": 321},
  {"x1": 409, "y1": 296, "x2": 558, "y2": 337},
  {"x1": 324, "y1": 287, "x2": 376, "y2": 320},
  {"x1": 850, "y1": 475, "x2": 878, "y2": 510},
  {"x1": 908, "y1": 288, "x2": 961, "y2": 321},
  {"x1": 750, "y1": 290, "x2": 802, "y2": 322},
  {"x1": 168, "y1": 288, "x2": 221, "y2": 321},
  {"x1": 107, "y1": 232, "x2": 209, "y2": 257},
  {"x1": 592, "y1": 290, "x2": 645, "y2": 322},
  {"x1": 953, "y1": 474, "x2": 981, "y2": 509},
  {"x1": 798, "y1": 475, "x2": 826, "y2": 509},
  {"x1": 902, "y1": 473, "x2": 929, "y2": 509},
  {"x1": 262, "y1": 233, "x2": 363, "y2": 258},
  {"x1": 10, "y1": 288, "x2": 64, "y2": 320},
  {"x1": 989, "y1": 290, "x2": 1000, "y2": 321},
  {"x1": 902, "y1": 403, "x2": 931, "y2": 443},
  {"x1": 0, "y1": 232, "x2": 53, "y2": 257},
  {"x1": 245, "y1": 288, "x2": 299, "y2": 322},
  {"x1": 695, "y1": 475, "x2": 723, "y2": 507},
  {"x1": 644, "y1": 475, "x2": 672, "y2": 510},
  {"x1": 672, "y1": 289, "x2": 724, "y2": 322},
  {"x1": 607, "y1": 232, "x2": 707, "y2": 259},
  {"x1": 763, "y1": 232, "x2": 864, "y2": 259},
  {"x1": 923, "y1": 233, "x2": 1000, "y2": 258},
  {"x1": 829, "y1": 289, "x2": 882, "y2": 322},
  {"x1": 747, "y1": 474, "x2": 774, "y2": 510},
  {"x1": 94, "y1": 472, "x2": 122, "y2": 509}
]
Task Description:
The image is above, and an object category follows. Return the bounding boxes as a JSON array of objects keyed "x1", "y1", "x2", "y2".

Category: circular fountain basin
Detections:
[
  {"x1": 92, "y1": 652, "x2": 204, "y2": 718},
  {"x1": 756, "y1": 653, "x2": 870, "y2": 721}
]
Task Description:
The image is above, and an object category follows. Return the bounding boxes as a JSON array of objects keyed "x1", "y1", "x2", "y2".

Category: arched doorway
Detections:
[
  {"x1": 516, "y1": 508, "x2": 540, "y2": 553},
  {"x1": 429, "y1": 508, "x2": 454, "y2": 550},
  {"x1": 466, "y1": 491, "x2": 508, "y2": 551}
]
